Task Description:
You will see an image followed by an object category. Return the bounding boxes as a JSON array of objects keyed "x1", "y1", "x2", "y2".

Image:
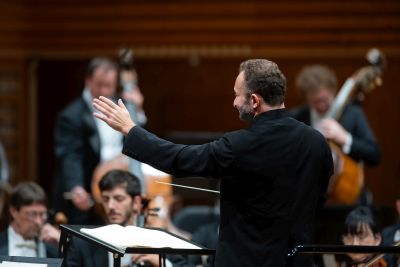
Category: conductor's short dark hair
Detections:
[{"x1": 239, "y1": 59, "x2": 286, "y2": 106}]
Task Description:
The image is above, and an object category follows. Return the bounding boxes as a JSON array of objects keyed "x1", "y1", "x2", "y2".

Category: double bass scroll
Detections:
[{"x1": 90, "y1": 48, "x2": 175, "y2": 231}]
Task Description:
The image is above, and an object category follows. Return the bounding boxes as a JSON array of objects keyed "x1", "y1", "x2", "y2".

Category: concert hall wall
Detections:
[{"x1": 0, "y1": 0, "x2": 398, "y2": 206}]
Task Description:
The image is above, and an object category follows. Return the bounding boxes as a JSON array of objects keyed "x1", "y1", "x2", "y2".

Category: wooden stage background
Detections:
[{"x1": 0, "y1": 0, "x2": 399, "y2": 206}]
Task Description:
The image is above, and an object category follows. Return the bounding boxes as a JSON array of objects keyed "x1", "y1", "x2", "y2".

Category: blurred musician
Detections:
[
  {"x1": 291, "y1": 64, "x2": 380, "y2": 204},
  {"x1": 0, "y1": 182, "x2": 59, "y2": 257},
  {"x1": 53, "y1": 57, "x2": 147, "y2": 224}
]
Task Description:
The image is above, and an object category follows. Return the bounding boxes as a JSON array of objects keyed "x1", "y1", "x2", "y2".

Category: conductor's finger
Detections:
[
  {"x1": 99, "y1": 96, "x2": 119, "y2": 108},
  {"x1": 95, "y1": 96, "x2": 119, "y2": 112},
  {"x1": 118, "y1": 99, "x2": 128, "y2": 110},
  {"x1": 93, "y1": 111, "x2": 107, "y2": 121},
  {"x1": 92, "y1": 101, "x2": 111, "y2": 117}
]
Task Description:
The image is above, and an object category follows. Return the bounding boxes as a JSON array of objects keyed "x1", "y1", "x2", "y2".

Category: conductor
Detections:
[{"x1": 93, "y1": 59, "x2": 334, "y2": 267}]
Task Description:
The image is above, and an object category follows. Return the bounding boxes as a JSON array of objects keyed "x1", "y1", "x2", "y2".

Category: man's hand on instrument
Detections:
[
  {"x1": 93, "y1": 96, "x2": 135, "y2": 136},
  {"x1": 318, "y1": 118, "x2": 351, "y2": 147},
  {"x1": 40, "y1": 223, "x2": 61, "y2": 245},
  {"x1": 122, "y1": 85, "x2": 144, "y2": 109},
  {"x1": 71, "y1": 186, "x2": 93, "y2": 211}
]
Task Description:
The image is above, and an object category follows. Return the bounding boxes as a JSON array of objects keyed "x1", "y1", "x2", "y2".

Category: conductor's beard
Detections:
[{"x1": 237, "y1": 102, "x2": 255, "y2": 122}]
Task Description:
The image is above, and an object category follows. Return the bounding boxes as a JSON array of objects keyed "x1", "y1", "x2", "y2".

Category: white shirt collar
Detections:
[
  {"x1": 310, "y1": 108, "x2": 326, "y2": 129},
  {"x1": 8, "y1": 225, "x2": 46, "y2": 257}
]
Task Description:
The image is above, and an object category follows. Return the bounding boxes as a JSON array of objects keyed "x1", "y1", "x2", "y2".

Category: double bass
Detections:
[
  {"x1": 90, "y1": 48, "x2": 176, "y2": 230},
  {"x1": 327, "y1": 48, "x2": 386, "y2": 204}
]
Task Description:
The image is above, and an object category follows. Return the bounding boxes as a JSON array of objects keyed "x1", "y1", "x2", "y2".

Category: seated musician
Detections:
[
  {"x1": 339, "y1": 206, "x2": 386, "y2": 267},
  {"x1": 291, "y1": 64, "x2": 380, "y2": 204},
  {"x1": 65, "y1": 169, "x2": 186, "y2": 267},
  {"x1": 381, "y1": 196, "x2": 400, "y2": 266},
  {"x1": 0, "y1": 182, "x2": 60, "y2": 257}
]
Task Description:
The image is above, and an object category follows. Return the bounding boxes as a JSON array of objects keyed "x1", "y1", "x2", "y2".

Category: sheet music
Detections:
[
  {"x1": 0, "y1": 262, "x2": 47, "y2": 267},
  {"x1": 81, "y1": 224, "x2": 201, "y2": 251}
]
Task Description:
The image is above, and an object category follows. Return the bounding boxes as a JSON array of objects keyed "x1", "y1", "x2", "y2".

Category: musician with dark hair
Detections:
[
  {"x1": 339, "y1": 206, "x2": 386, "y2": 266},
  {"x1": 66, "y1": 169, "x2": 185, "y2": 267}
]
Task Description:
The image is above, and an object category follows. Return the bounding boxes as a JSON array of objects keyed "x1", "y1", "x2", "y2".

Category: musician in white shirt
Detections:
[{"x1": 54, "y1": 57, "x2": 147, "y2": 224}]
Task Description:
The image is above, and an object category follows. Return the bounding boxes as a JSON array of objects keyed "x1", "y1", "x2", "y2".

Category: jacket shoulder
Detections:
[
  {"x1": 56, "y1": 97, "x2": 92, "y2": 126},
  {"x1": 60, "y1": 97, "x2": 89, "y2": 117}
]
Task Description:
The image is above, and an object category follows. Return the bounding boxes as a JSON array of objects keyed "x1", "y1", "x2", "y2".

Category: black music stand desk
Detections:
[{"x1": 59, "y1": 225, "x2": 215, "y2": 267}]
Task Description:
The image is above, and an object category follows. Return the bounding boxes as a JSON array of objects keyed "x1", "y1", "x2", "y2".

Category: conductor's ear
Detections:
[{"x1": 251, "y1": 94, "x2": 261, "y2": 109}]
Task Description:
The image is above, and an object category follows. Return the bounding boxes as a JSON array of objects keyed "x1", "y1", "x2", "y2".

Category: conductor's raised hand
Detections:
[{"x1": 93, "y1": 96, "x2": 136, "y2": 136}]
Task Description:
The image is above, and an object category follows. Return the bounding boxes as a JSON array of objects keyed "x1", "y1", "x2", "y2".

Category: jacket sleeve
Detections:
[
  {"x1": 122, "y1": 126, "x2": 234, "y2": 178},
  {"x1": 345, "y1": 106, "x2": 380, "y2": 165}
]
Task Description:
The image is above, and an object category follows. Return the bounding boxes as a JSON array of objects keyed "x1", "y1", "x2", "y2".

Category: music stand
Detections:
[
  {"x1": 0, "y1": 255, "x2": 63, "y2": 267},
  {"x1": 59, "y1": 224, "x2": 215, "y2": 267}
]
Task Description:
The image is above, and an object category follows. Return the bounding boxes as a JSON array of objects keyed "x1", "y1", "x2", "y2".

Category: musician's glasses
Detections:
[{"x1": 21, "y1": 210, "x2": 48, "y2": 221}]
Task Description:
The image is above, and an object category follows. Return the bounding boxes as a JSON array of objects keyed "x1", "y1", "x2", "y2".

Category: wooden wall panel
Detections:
[
  {"x1": 0, "y1": 1, "x2": 399, "y2": 55},
  {"x1": 0, "y1": 61, "x2": 28, "y2": 185}
]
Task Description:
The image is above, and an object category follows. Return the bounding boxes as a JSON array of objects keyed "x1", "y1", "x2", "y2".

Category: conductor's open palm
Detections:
[{"x1": 93, "y1": 96, "x2": 135, "y2": 136}]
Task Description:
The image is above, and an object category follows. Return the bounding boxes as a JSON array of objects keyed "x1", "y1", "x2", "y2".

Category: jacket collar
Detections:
[{"x1": 251, "y1": 108, "x2": 290, "y2": 125}]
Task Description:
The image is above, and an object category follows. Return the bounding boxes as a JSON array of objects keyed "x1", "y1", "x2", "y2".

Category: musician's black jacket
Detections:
[{"x1": 123, "y1": 109, "x2": 333, "y2": 267}]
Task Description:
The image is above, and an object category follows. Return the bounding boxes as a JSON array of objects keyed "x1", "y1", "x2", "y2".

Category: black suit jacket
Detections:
[
  {"x1": 65, "y1": 237, "x2": 108, "y2": 267},
  {"x1": 53, "y1": 97, "x2": 105, "y2": 224},
  {"x1": 122, "y1": 109, "x2": 333, "y2": 267},
  {"x1": 290, "y1": 104, "x2": 380, "y2": 165},
  {"x1": 54, "y1": 97, "x2": 101, "y2": 194},
  {"x1": 0, "y1": 230, "x2": 58, "y2": 258}
]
